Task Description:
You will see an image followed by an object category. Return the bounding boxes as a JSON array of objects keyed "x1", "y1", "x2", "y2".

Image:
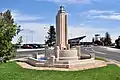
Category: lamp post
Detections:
[
  {"x1": 30, "y1": 31, "x2": 34, "y2": 44},
  {"x1": 20, "y1": 29, "x2": 34, "y2": 44},
  {"x1": 25, "y1": 36, "x2": 28, "y2": 44}
]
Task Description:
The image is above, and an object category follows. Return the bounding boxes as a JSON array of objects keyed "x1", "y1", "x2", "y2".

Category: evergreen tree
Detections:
[
  {"x1": 104, "y1": 32, "x2": 112, "y2": 46},
  {"x1": 115, "y1": 36, "x2": 120, "y2": 48},
  {"x1": 0, "y1": 10, "x2": 20, "y2": 62},
  {"x1": 46, "y1": 26, "x2": 56, "y2": 47}
]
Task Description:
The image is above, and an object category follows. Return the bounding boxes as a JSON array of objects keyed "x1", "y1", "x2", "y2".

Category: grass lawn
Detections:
[{"x1": 0, "y1": 61, "x2": 120, "y2": 80}]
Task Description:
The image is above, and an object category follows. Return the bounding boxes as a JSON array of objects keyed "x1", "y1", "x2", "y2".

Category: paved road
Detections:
[{"x1": 81, "y1": 46, "x2": 120, "y2": 62}]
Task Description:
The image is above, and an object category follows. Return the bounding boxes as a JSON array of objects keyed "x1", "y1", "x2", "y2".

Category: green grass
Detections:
[{"x1": 0, "y1": 61, "x2": 120, "y2": 80}]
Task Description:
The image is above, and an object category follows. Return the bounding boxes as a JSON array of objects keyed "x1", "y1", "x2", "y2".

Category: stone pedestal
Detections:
[
  {"x1": 59, "y1": 50, "x2": 78, "y2": 60},
  {"x1": 45, "y1": 46, "x2": 49, "y2": 59},
  {"x1": 54, "y1": 46, "x2": 60, "y2": 61},
  {"x1": 67, "y1": 44, "x2": 70, "y2": 50},
  {"x1": 49, "y1": 56, "x2": 55, "y2": 67},
  {"x1": 76, "y1": 46, "x2": 81, "y2": 59},
  {"x1": 90, "y1": 53, "x2": 95, "y2": 60}
]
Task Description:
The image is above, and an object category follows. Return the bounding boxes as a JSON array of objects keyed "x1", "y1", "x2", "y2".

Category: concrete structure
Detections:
[
  {"x1": 95, "y1": 34, "x2": 100, "y2": 41},
  {"x1": 26, "y1": 6, "x2": 107, "y2": 69},
  {"x1": 56, "y1": 6, "x2": 68, "y2": 50}
]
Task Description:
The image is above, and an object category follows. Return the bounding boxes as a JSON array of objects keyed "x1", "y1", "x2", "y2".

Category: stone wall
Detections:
[{"x1": 59, "y1": 50, "x2": 78, "y2": 57}]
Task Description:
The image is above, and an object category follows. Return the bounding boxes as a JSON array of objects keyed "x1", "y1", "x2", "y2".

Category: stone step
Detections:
[
  {"x1": 54, "y1": 60, "x2": 106, "y2": 69},
  {"x1": 54, "y1": 64, "x2": 69, "y2": 68},
  {"x1": 55, "y1": 59, "x2": 94, "y2": 64},
  {"x1": 59, "y1": 57, "x2": 78, "y2": 60}
]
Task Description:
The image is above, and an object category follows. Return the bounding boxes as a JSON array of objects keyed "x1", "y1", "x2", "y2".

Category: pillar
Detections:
[
  {"x1": 49, "y1": 56, "x2": 55, "y2": 67},
  {"x1": 54, "y1": 46, "x2": 60, "y2": 61},
  {"x1": 67, "y1": 44, "x2": 70, "y2": 50},
  {"x1": 76, "y1": 46, "x2": 81, "y2": 59}
]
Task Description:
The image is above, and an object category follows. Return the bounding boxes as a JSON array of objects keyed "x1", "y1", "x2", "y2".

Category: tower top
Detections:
[
  {"x1": 58, "y1": 5, "x2": 65, "y2": 13},
  {"x1": 60, "y1": 5, "x2": 64, "y2": 11}
]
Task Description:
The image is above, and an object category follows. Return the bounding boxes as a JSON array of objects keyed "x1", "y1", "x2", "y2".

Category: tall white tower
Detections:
[{"x1": 56, "y1": 6, "x2": 68, "y2": 50}]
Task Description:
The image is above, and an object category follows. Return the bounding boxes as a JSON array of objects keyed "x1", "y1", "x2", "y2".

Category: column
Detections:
[
  {"x1": 65, "y1": 14, "x2": 68, "y2": 46},
  {"x1": 54, "y1": 46, "x2": 60, "y2": 61},
  {"x1": 76, "y1": 46, "x2": 81, "y2": 59}
]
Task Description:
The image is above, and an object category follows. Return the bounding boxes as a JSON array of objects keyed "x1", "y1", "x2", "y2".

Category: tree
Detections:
[
  {"x1": 17, "y1": 36, "x2": 23, "y2": 45},
  {"x1": 115, "y1": 36, "x2": 120, "y2": 48},
  {"x1": 104, "y1": 32, "x2": 112, "y2": 46},
  {"x1": 94, "y1": 40, "x2": 103, "y2": 45},
  {"x1": 0, "y1": 10, "x2": 20, "y2": 62},
  {"x1": 16, "y1": 36, "x2": 23, "y2": 48},
  {"x1": 100, "y1": 37, "x2": 105, "y2": 46},
  {"x1": 46, "y1": 26, "x2": 56, "y2": 47}
]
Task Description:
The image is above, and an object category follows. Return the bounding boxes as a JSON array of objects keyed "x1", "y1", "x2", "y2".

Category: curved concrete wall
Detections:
[{"x1": 59, "y1": 50, "x2": 78, "y2": 57}]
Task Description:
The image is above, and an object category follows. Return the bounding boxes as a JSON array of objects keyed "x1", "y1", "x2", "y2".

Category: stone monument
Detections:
[
  {"x1": 56, "y1": 6, "x2": 68, "y2": 50},
  {"x1": 26, "y1": 6, "x2": 107, "y2": 69}
]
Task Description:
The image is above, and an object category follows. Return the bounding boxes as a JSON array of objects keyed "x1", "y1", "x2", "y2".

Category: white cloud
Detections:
[
  {"x1": 0, "y1": 9, "x2": 43, "y2": 22},
  {"x1": 12, "y1": 22, "x2": 50, "y2": 44},
  {"x1": 68, "y1": 26, "x2": 108, "y2": 41},
  {"x1": 87, "y1": 10, "x2": 114, "y2": 14},
  {"x1": 11, "y1": 10, "x2": 43, "y2": 22},
  {"x1": 36, "y1": 0, "x2": 102, "y2": 4},
  {"x1": 80, "y1": 10, "x2": 120, "y2": 20},
  {"x1": 94, "y1": 14, "x2": 120, "y2": 20},
  {"x1": 2, "y1": 9, "x2": 46, "y2": 44},
  {"x1": 80, "y1": 10, "x2": 114, "y2": 16},
  {"x1": 36, "y1": 0, "x2": 88, "y2": 4},
  {"x1": 69, "y1": 26, "x2": 120, "y2": 43}
]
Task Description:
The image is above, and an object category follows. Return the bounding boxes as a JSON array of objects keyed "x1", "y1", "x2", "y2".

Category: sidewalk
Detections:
[
  {"x1": 106, "y1": 59, "x2": 120, "y2": 67},
  {"x1": 99, "y1": 46, "x2": 120, "y2": 53},
  {"x1": 96, "y1": 56, "x2": 120, "y2": 67}
]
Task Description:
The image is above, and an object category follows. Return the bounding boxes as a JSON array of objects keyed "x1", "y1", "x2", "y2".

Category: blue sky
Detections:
[{"x1": 1, "y1": 0, "x2": 120, "y2": 43}]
